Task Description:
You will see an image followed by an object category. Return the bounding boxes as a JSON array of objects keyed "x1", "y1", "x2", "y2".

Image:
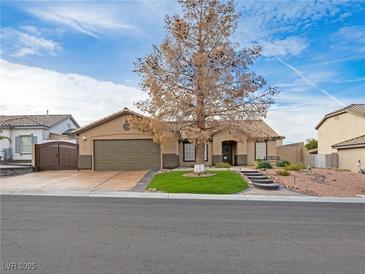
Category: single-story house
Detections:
[
  {"x1": 0, "y1": 114, "x2": 79, "y2": 161},
  {"x1": 316, "y1": 104, "x2": 365, "y2": 154},
  {"x1": 74, "y1": 108, "x2": 284, "y2": 171},
  {"x1": 332, "y1": 135, "x2": 365, "y2": 172}
]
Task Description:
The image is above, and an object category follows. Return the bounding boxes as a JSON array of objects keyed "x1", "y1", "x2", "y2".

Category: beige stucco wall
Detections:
[
  {"x1": 78, "y1": 114, "x2": 154, "y2": 156},
  {"x1": 267, "y1": 140, "x2": 280, "y2": 156},
  {"x1": 212, "y1": 130, "x2": 247, "y2": 155},
  {"x1": 337, "y1": 147, "x2": 365, "y2": 172},
  {"x1": 277, "y1": 142, "x2": 308, "y2": 164},
  {"x1": 247, "y1": 141, "x2": 255, "y2": 165},
  {"x1": 161, "y1": 140, "x2": 179, "y2": 154},
  {"x1": 317, "y1": 112, "x2": 365, "y2": 154}
]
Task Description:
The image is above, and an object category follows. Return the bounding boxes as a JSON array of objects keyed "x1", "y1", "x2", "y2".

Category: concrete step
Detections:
[
  {"x1": 253, "y1": 182, "x2": 280, "y2": 190},
  {"x1": 241, "y1": 170, "x2": 259, "y2": 174},
  {"x1": 247, "y1": 175, "x2": 267, "y2": 180},
  {"x1": 244, "y1": 173, "x2": 264, "y2": 177},
  {"x1": 251, "y1": 178, "x2": 274, "y2": 184}
]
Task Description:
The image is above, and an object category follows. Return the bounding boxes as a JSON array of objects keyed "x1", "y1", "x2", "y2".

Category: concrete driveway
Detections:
[{"x1": 0, "y1": 170, "x2": 148, "y2": 195}]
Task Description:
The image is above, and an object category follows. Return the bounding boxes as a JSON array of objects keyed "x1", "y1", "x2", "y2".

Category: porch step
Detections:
[
  {"x1": 245, "y1": 173, "x2": 264, "y2": 177},
  {"x1": 241, "y1": 171, "x2": 260, "y2": 175},
  {"x1": 247, "y1": 175, "x2": 267, "y2": 180},
  {"x1": 250, "y1": 178, "x2": 274, "y2": 184},
  {"x1": 241, "y1": 170, "x2": 259, "y2": 174},
  {"x1": 253, "y1": 182, "x2": 280, "y2": 189}
]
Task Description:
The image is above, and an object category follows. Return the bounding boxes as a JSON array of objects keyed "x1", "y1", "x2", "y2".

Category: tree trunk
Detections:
[{"x1": 194, "y1": 143, "x2": 205, "y2": 174}]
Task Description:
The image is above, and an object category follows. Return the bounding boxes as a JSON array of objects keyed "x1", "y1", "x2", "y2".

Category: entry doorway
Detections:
[{"x1": 222, "y1": 141, "x2": 236, "y2": 165}]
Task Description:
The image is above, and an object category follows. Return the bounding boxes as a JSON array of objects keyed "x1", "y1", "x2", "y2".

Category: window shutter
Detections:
[
  {"x1": 15, "y1": 136, "x2": 21, "y2": 153},
  {"x1": 31, "y1": 135, "x2": 37, "y2": 144},
  {"x1": 204, "y1": 143, "x2": 208, "y2": 161}
]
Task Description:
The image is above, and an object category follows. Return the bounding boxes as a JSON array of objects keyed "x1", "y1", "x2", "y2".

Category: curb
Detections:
[{"x1": 1, "y1": 190, "x2": 365, "y2": 203}]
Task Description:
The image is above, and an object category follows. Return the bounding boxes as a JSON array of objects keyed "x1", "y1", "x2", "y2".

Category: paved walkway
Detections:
[{"x1": 242, "y1": 185, "x2": 304, "y2": 196}]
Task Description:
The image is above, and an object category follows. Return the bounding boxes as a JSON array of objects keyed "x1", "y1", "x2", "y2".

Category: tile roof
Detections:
[
  {"x1": 332, "y1": 135, "x2": 365, "y2": 149},
  {"x1": 234, "y1": 120, "x2": 283, "y2": 139},
  {"x1": 74, "y1": 107, "x2": 283, "y2": 139},
  {"x1": 0, "y1": 115, "x2": 79, "y2": 129},
  {"x1": 62, "y1": 128, "x2": 77, "y2": 135},
  {"x1": 316, "y1": 104, "x2": 365, "y2": 129}
]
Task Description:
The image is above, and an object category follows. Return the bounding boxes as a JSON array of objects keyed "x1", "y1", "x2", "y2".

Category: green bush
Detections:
[
  {"x1": 277, "y1": 160, "x2": 290, "y2": 167},
  {"x1": 276, "y1": 169, "x2": 290, "y2": 176},
  {"x1": 256, "y1": 160, "x2": 272, "y2": 169},
  {"x1": 215, "y1": 162, "x2": 231, "y2": 168},
  {"x1": 284, "y1": 163, "x2": 306, "y2": 171}
]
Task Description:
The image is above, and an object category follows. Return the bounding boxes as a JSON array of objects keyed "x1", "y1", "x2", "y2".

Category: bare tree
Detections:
[{"x1": 131, "y1": 0, "x2": 278, "y2": 173}]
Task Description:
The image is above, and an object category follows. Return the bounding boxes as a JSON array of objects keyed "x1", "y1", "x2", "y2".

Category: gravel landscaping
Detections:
[{"x1": 265, "y1": 168, "x2": 365, "y2": 197}]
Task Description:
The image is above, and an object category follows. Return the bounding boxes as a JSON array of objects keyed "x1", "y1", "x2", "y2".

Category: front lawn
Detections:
[{"x1": 147, "y1": 170, "x2": 248, "y2": 194}]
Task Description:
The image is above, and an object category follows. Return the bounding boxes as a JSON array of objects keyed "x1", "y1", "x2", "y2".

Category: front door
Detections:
[{"x1": 222, "y1": 143, "x2": 233, "y2": 165}]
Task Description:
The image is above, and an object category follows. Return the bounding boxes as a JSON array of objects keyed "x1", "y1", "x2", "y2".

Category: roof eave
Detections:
[
  {"x1": 0, "y1": 125, "x2": 49, "y2": 129},
  {"x1": 332, "y1": 144, "x2": 365, "y2": 149},
  {"x1": 315, "y1": 110, "x2": 347, "y2": 129},
  {"x1": 74, "y1": 108, "x2": 144, "y2": 135}
]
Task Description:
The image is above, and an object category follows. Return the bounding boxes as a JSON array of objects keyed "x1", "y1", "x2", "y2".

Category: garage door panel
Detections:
[{"x1": 94, "y1": 140, "x2": 161, "y2": 171}]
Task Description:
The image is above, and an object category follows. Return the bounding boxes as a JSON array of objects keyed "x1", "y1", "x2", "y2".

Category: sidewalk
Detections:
[{"x1": 1, "y1": 188, "x2": 364, "y2": 203}]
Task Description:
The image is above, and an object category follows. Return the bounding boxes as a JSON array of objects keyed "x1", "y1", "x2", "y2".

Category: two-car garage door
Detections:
[{"x1": 94, "y1": 139, "x2": 161, "y2": 171}]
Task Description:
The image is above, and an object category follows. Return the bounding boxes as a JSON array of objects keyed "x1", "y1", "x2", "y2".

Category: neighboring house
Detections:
[
  {"x1": 315, "y1": 104, "x2": 365, "y2": 172},
  {"x1": 332, "y1": 135, "x2": 365, "y2": 172},
  {"x1": 0, "y1": 115, "x2": 80, "y2": 161},
  {"x1": 316, "y1": 104, "x2": 365, "y2": 154},
  {"x1": 74, "y1": 108, "x2": 284, "y2": 171}
]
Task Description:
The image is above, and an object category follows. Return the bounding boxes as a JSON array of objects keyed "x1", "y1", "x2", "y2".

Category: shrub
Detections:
[
  {"x1": 284, "y1": 163, "x2": 306, "y2": 171},
  {"x1": 215, "y1": 162, "x2": 231, "y2": 168},
  {"x1": 256, "y1": 160, "x2": 272, "y2": 169},
  {"x1": 305, "y1": 138, "x2": 318, "y2": 150},
  {"x1": 276, "y1": 169, "x2": 290, "y2": 176},
  {"x1": 277, "y1": 160, "x2": 290, "y2": 167}
]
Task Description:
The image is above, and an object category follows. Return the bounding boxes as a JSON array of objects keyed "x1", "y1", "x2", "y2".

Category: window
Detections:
[
  {"x1": 15, "y1": 135, "x2": 37, "y2": 154},
  {"x1": 255, "y1": 142, "x2": 267, "y2": 160},
  {"x1": 184, "y1": 143, "x2": 195, "y2": 161},
  {"x1": 20, "y1": 136, "x2": 32, "y2": 154},
  {"x1": 183, "y1": 143, "x2": 209, "y2": 162}
]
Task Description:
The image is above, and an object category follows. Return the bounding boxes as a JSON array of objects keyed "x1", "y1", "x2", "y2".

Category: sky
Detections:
[{"x1": 1, "y1": 0, "x2": 364, "y2": 143}]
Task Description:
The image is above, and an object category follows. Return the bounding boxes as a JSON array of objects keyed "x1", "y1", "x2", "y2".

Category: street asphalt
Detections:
[{"x1": 1, "y1": 195, "x2": 365, "y2": 274}]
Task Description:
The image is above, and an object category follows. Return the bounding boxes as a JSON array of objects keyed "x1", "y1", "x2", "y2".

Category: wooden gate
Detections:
[{"x1": 35, "y1": 142, "x2": 78, "y2": 171}]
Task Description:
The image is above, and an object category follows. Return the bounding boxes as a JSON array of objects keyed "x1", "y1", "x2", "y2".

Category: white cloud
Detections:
[
  {"x1": 265, "y1": 92, "x2": 356, "y2": 144},
  {"x1": 0, "y1": 60, "x2": 147, "y2": 126},
  {"x1": 334, "y1": 77, "x2": 365, "y2": 83},
  {"x1": 260, "y1": 37, "x2": 308, "y2": 57},
  {"x1": 25, "y1": 4, "x2": 138, "y2": 37},
  {"x1": 1, "y1": 27, "x2": 61, "y2": 57},
  {"x1": 275, "y1": 57, "x2": 345, "y2": 106},
  {"x1": 331, "y1": 25, "x2": 365, "y2": 53},
  {"x1": 238, "y1": 1, "x2": 352, "y2": 39},
  {"x1": 237, "y1": 1, "x2": 358, "y2": 56}
]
